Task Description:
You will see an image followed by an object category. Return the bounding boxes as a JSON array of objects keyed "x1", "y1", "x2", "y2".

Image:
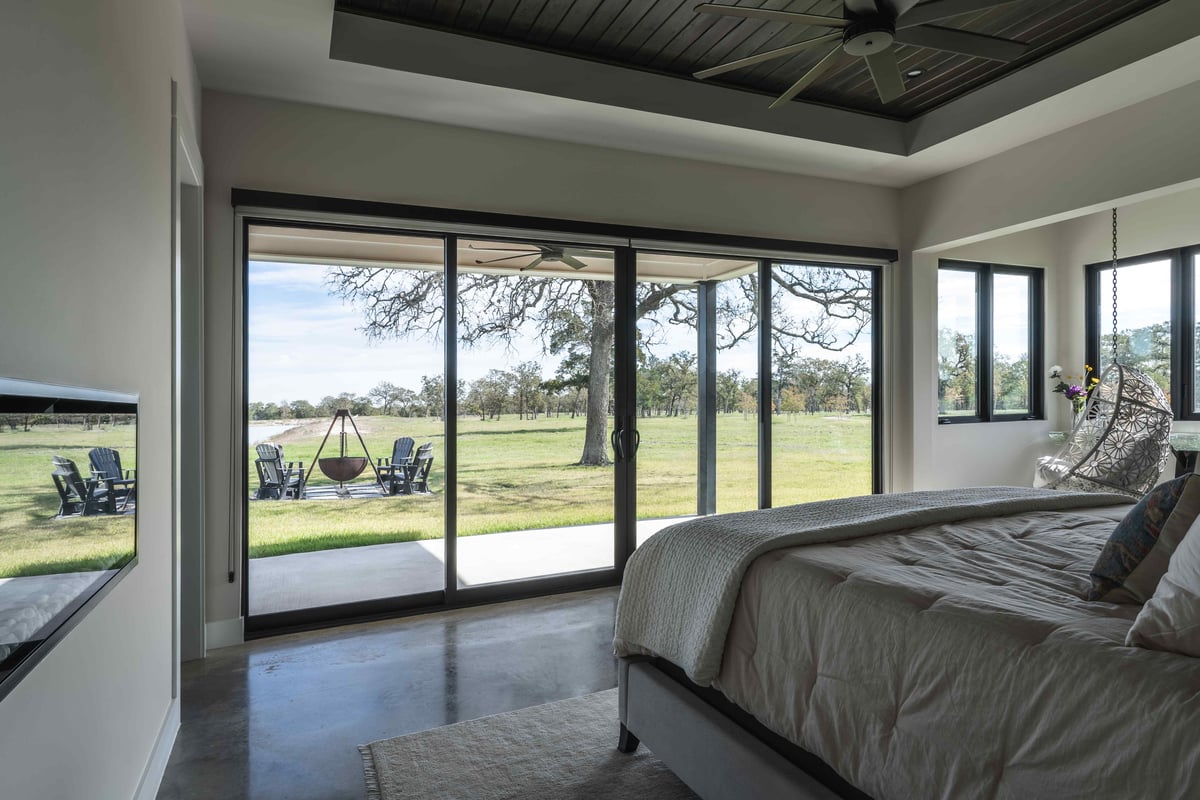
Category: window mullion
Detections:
[
  {"x1": 1179, "y1": 249, "x2": 1195, "y2": 419},
  {"x1": 978, "y1": 265, "x2": 994, "y2": 422}
]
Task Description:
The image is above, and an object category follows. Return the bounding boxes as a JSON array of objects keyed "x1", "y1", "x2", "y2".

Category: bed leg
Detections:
[{"x1": 617, "y1": 723, "x2": 640, "y2": 754}]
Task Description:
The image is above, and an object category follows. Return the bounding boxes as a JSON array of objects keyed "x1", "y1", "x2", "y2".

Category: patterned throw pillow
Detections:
[{"x1": 1088, "y1": 474, "x2": 1198, "y2": 602}]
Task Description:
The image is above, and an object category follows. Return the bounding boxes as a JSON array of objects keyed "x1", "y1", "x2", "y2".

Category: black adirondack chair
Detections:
[
  {"x1": 51, "y1": 455, "x2": 113, "y2": 517},
  {"x1": 254, "y1": 443, "x2": 305, "y2": 500},
  {"x1": 89, "y1": 447, "x2": 136, "y2": 511},
  {"x1": 377, "y1": 437, "x2": 415, "y2": 495},
  {"x1": 402, "y1": 442, "x2": 435, "y2": 495}
]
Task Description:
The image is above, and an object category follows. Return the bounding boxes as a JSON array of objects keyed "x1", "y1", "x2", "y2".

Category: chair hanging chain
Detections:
[{"x1": 1111, "y1": 208, "x2": 1120, "y2": 363}]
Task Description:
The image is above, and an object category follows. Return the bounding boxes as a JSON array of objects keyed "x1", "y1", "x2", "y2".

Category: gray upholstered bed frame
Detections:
[{"x1": 617, "y1": 657, "x2": 870, "y2": 800}]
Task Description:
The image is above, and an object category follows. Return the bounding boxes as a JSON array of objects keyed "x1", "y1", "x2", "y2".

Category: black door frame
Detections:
[{"x1": 235, "y1": 190, "x2": 895, "y2": 636}]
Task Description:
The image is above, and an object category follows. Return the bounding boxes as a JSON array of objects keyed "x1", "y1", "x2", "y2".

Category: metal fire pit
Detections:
[
  {"x1": 305, "y1": 409, "x2": 382, "y2": 497},
  {"x1": 318, "y1": 456, "x2": 368, "y2": 483}
]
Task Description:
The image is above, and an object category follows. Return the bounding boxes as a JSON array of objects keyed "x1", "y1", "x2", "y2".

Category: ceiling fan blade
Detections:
[
  {"x1": 560, "y1": 255, "x2": 589, "y2": 270},
  {"x1": 694, "y1": 3, "x2": 849, "y2": 29},
  {"x1": 695, "y1": 33, "x2": 843, "y2": 80},
  {"x1": 568, "y1": 248, "x2": 614, "y2": 258},
  {"x1": 519, "y1": 257, "x2": 546, "y2": 272},
  {"x1": 768, "y1": 45, "x2": 842, "y2": 109},
  {"x1": 899, "y1": 0, "x2": 1023, "y2": 29},
  {"x1": 864, "y1": 49, "x2": 906, "y2": 104},
  {"x1": 474, "y1": 252, "x2": 538, "y2": 265},
  {"x1": 895, "y1": 25, "x2": 1028, "y2": 61}
]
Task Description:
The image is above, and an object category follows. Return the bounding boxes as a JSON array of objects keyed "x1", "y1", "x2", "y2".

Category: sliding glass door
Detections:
[
  {"x1": 454, "y1": 238, "x2": 617, "y2": 586},
  {"x1": 244, "y1": 224, "x2": 446, "y2": 620},
  {"x1": 240, "y1": 210, "x2": 884, "y2": 632},
  {"x1": 769, "y1": 261, "x2": 878, "y2": 504},
  {"x1": 633, "y1": 252, "x2": 760, "y2": 543}
]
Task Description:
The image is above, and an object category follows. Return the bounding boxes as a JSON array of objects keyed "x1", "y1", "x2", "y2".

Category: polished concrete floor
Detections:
[{"x1": 158, "y1": 588, "x2": 620, "y2": 800}]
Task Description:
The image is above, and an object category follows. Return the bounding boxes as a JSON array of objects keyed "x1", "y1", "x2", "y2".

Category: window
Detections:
[
  {"x1": 937, "y1": 261, "x2": 1043, "y2": 423},
  {"x1": 1086, "y1": 246, "x2": 1200, "y2": 419}
]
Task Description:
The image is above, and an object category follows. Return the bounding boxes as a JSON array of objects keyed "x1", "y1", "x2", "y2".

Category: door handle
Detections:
[
  {"x1": 631, "y1": 428, "x2": 641, "y2": 456},
  {"x1": 611, "y1": 428, "x2": 626, "y2": 461}
]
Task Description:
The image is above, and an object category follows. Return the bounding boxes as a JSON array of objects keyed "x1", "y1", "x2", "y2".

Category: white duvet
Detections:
[{"x1": 711, "y1": 505, "x2": 1200, "y2": 800}]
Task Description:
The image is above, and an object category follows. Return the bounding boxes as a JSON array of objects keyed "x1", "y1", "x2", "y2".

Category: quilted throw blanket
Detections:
[{"x1": 613, "y1": 487, "x2": 1130, "y2": 685}]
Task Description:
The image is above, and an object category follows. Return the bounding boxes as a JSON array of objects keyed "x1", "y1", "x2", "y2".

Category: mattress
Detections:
[{"x1": 711, "y1": 504, "x2": 1200, "y2": 800}]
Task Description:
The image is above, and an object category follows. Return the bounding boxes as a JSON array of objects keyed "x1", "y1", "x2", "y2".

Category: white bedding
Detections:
[
  {"x1": 712, "y1": 504, "x2": 1200, "y2": 800},
  {"x1": 614, "y1": 488, "x2": 1131, "y2": 685}
]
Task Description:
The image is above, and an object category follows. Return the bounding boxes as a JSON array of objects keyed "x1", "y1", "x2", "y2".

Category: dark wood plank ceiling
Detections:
[{"x1": 337, "y1": 0, "x2": 1168, "y2": 120}]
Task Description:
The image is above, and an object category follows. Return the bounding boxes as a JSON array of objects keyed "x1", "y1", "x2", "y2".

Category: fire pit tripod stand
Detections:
[{"x1": 304, "y1": 409, "x2": 383, "y2": 497}]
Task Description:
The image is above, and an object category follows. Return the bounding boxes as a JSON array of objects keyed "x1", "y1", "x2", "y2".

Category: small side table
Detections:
[{"x1": 1169, "y1": 433, "x2": 1200, "y2": 477}]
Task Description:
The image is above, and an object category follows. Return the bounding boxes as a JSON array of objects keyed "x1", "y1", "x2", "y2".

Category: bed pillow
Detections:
[
  {"x1": 1126, "y1": 512, "x2": 1200, "y2": 656},
  {"x1": 1088, "y1": 473, "x2": 1200, "y2": 602}
]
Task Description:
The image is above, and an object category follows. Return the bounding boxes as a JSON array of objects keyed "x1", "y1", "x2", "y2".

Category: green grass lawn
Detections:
[
  {"x1": 247, "y1": 412, "x2": 872, "y2": 558},
  {"x1": 0, "y1": 414, "x2": 871, "y2": 574},
  {"x1": 0, "y1": 424, "x2": 136, "y2": 577}
]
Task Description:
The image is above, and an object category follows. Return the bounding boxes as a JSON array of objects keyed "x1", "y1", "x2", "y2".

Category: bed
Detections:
[{"x1": 613, "y1": 487, "x2": 1200, "y2": 800}]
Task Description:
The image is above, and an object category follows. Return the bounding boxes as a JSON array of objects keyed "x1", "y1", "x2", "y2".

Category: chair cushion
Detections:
[
  {"x1": 1126, "y1": 511, "x2": 1200, "y2": 656},
  {"x1": 1088, "y1": 474, "x2": 1200, "y2": 602}
]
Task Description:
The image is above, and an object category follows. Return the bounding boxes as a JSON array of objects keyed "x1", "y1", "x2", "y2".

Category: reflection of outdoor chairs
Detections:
[
  {"x1": 378, "y1": 437, "x2": 415, "y2": 495},
  {"x1": 88, "y1": 447, "x2": 136, "y2": 511},
  {"x1": 51, "y1": 455, "x2": 114, "y2": 516},
  {"x1": 254, "y1": 443, "x2": 305, "y2": 500}
]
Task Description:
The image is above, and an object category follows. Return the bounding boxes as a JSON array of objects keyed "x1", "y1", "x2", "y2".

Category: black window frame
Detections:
[
  {"x1": 937, "y1": 260, "x2": 1045, "y2": 424},
  {"x1": 232, "y1": 189, "x2": 894, "y2": 637},
  {"x1": 1085, "y1": 246, "x2": 1200, "y2": 420}
]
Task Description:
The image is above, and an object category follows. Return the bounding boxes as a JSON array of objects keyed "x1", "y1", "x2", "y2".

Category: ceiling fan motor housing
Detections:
[{"x1": 842, "y1": 18, "x2": 896, "y2": 56}]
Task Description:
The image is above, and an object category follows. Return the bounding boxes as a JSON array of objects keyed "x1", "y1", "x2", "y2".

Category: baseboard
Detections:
[
  {"x1": 205, "y1": 616, "x2": 244, "y2": 650},
  {"x1": 134, "y1": 698, "x2": 180, "y2": 800}
]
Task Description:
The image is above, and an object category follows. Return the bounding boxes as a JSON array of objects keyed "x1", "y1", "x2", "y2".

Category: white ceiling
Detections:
[{"x1": 182, "y1": 0, "x2": 1200, "y2": 189}]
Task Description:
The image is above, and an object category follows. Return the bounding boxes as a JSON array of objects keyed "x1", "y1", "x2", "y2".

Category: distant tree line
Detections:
[
  {"x1": 936, "y1": 321, "x2": 1171, "y2": 419},
  {"x1": 0, "y1": 414, "x2": 133, "y2": 431},
  {"x1": 938, "y1": 328, "x2": 1031, "y2": 414},
  {"x1": 248, "y1": 350, "x2": 873, "y2": 423},
  {"x1": 938, "y1": 321, "x2": 1173, "y2": 416}
]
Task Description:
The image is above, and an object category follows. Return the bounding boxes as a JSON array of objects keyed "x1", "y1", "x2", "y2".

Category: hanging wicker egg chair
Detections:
[{"x1": 1036, "y1": 363, "x2": 1172, "y2": 497}]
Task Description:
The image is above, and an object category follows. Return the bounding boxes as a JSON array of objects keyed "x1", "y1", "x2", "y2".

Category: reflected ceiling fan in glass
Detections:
[
  {"x1": 693, "y1": 0, "x2": 1030, "y2": 107},
  {"x1": 469, "y1": 244, "x2": 612, "y2": 272}
]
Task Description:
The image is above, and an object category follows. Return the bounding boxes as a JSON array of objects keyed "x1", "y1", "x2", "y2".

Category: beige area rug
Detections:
[{"x1": 359, "y1": 689, "x2": 697, "y2": 800}]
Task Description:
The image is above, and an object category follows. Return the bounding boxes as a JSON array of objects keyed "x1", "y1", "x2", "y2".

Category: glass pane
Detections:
[
  {"x1": 633, "y1": 253, "x2": 759, "y2": 539},
  {"x1": 246, "y1": 226, "x2": 445, "y2": 616},
  {"x1": 938, "y1": 269, "x2": 979, "y2": 417},
  {"x1": 715, "y1": 273, "x2": 759, "y2": 514},
  {"x1": 455, "y1": 239, "x2": 615, "y2": 587},
  {"x1": 634, "y1": 258, "x2": 698, "y2": 525},
  {"x1": 0, "y1": 390, "x2": 137, "y2": 688},
  {"x1": 1194, "y1": 254, "x2": 1200, "y2": 415},
  {"x1": 992, "y1": 272, "x2": 1031, "y2": 416},
  {"x1": 771, "y1": 263, "x2": 875, "y2": 506},
  {"x1": 1095, "y1": 259, "x2": 1171, "y2": 400}
]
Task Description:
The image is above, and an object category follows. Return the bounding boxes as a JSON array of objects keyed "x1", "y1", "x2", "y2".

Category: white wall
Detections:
[
  {"x1": 893, "y1": 77, "x2": 1200, "y2": 490},
  {"x1": 200, "y1": 90, "x2": 900, "y2": 628},
  {"x1": 898, "y1": 177, "x2": 1200, "y2": 491},
  {"x1": 900, "y1": 80, "x2": 1200, "y2": 253},
  {"x1": 904, "y1": 228, "x2": 1062, "y2": 490},
  {"x1": 0, "y1": 2, "x2": 198, "y2": 798}
]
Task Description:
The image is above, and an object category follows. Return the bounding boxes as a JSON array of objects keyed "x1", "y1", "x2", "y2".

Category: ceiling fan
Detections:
[
  {"x1": 693, "y1": 0, "x2": 1031, "y2": 107},
  {"x1": 470, "y1": 244, "x2": 610, "y2": 271}
]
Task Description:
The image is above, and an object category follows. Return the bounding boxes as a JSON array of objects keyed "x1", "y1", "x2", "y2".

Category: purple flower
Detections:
[{"x1": 1064, "y1": 385, "x2": 1087, "y2": 399}]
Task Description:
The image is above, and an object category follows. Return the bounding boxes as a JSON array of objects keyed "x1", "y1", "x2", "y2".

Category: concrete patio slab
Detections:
[{"x1": 248, "y1": 518, "x2": 684, "y2": 616}]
